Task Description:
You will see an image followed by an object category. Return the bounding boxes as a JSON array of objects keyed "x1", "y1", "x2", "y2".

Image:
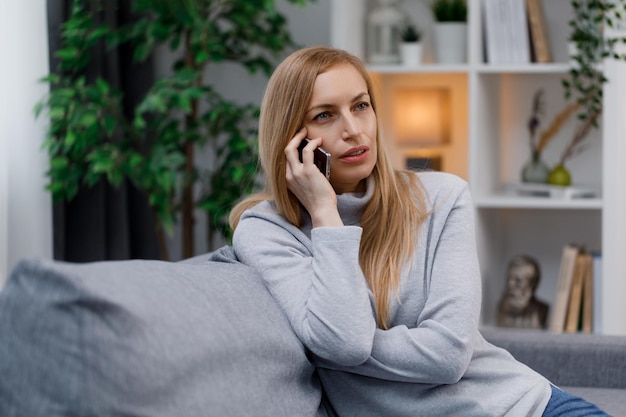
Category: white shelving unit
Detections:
[{"x1": 331, "y1": 0, "x2": 626, "y2": 335}]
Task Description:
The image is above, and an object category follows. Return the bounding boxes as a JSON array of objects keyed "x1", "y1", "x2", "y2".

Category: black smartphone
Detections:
[{"x1": 297, "y1": 138, "x2": 331, "y2": 180}]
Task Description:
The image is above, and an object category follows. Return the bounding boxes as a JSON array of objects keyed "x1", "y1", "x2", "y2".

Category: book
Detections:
[
  {"x1": 549, "y1": 244, "x2": 580, "y2": 333},
  {"x1": 564, "y1": 251, "x2": 589, "y2": 333},
  {"x1": 483, "y1": 0, "x2": 531, "y2": 64},
  {"x1": 581, "y1": 252, "x2": 594, "y2": 333},
  {"x1": 508, "y1": 0, "x2": 531, "y2": 64},
  {"x1": 483, "y1": 0, "x2": 505, "y2": 64},
  {"x1": 504, "y1": 182, "x2": 599, "y2": 199},
  {"x1": 526, "y1": 0, "x2": 552, "y2": 63},
  {"x1": 592, "y1": 252, "x2": 603, "y2": 334}
]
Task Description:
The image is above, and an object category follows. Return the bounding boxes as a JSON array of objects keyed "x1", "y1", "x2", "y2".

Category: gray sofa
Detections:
[
  {"x1": 0, "y1": 247, "x2": 329, "y2": 417},
  {"x1": 0, "y1": 246, "x2": 624, "y2": 416},
  {"x1": 482, "y1": 327, "x2": 626, "y2": 416}
]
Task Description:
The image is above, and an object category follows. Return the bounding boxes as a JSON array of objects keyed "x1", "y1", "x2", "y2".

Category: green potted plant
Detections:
[
  {"x1": 548, "y1": 0, "x2": 626, "y2": 186},
  {"x1": 400, "y1": 23, "x2": 423, "y2": 66},
  {"x1": 430, "y1": 0, "x2": 467, "y2": 63},
  {"x1": 431, "y1": 0, "x2": 467, "y2": 22},
  {"x1": 35, "y1": 0, "x2": 312, "y2": 259}
]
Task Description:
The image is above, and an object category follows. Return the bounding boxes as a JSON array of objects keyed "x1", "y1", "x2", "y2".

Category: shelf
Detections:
[
  {"x1": 367, "y1": 64, "x2": 469, "y2": 74},
  {"x1": 474, "y1": 195, "x2": 603, "y2": 210},
  {"x1": 367, "y1": 63, "x2": 571, "y2": 75},
  {"x1": 476, "y1": 63, "x2": 571, "y2": 74},
  {"x1": 479, "y1": 325, "x2": 548, "y2": 335}
]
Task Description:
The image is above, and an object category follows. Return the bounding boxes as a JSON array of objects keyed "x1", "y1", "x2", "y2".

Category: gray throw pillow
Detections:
[{"x1": 0, "y1": 247, "x2": 326, "y2": 417}]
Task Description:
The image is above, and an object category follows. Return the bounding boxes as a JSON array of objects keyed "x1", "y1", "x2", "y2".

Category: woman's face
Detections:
[{"x1": 302, "y1": 63, "x2": 378, "y2": 194}]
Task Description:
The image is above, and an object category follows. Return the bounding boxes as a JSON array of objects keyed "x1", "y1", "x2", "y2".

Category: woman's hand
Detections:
[{"x1": 285, "y1": 128, "x2": 343, "y2": 227}]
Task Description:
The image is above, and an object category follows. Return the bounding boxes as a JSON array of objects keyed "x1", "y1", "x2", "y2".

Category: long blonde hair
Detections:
[{"x1": 230, "y1": 46, "x2": 429, "y2": 328}]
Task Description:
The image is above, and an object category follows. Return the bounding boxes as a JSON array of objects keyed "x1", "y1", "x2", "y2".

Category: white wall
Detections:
[{"x1": 0, "y1": 0, "x2": 53, "y2": 286}]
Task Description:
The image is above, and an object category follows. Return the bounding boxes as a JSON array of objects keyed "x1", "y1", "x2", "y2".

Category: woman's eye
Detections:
[
  {"x1": 355, "y1": 102, "x2": 370, "y2": 111},
  {"x1": 314, "y1": 111, "x2": 331, "y2": 121}
]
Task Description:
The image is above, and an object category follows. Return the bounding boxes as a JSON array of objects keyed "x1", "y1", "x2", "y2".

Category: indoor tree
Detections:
[{"x1": 36, "y1": 0, "x2": 312, "y2": 259}]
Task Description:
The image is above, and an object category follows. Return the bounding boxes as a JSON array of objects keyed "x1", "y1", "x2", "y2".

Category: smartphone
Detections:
[{"x1": 298, "y1": 138, "x2": 331, "y2": 180}]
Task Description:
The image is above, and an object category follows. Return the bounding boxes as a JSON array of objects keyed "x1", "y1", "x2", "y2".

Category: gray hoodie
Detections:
[{"x1": 233, "y1": 171, "x2": 551, "y2": 417}]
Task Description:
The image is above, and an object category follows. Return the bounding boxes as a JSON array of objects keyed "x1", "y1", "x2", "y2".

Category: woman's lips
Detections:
[{"x1": 339, "y1": 146, "x2": 369, "y2": 163}]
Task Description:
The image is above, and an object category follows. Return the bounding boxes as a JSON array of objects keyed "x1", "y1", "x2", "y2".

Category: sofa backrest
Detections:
[
  {"x1": 0, "y1": 247, "x2": 327, "y2": 417},
  {"x1": 482, "y1": 327, "x2": 626, "y2": 389}
]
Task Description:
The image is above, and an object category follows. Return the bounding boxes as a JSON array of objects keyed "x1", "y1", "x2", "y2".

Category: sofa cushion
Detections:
[
  {"x1": 0, "y1": 247, "x2": 326, "y2": 417},
  {"x1": 564, "y1": 387, "x2": 626, "y2": 417},
  {"x1": 482, "y1": 327, "x2": 626, "y2": 389}
]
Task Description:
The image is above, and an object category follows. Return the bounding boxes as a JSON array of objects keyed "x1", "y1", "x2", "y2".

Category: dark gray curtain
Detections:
[{"x1": 47, "y1": 1, "x2": 161, "y2": 262}]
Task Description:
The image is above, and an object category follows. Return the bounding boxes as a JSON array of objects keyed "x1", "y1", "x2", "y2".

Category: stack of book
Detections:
[
  {"x1": 483, "y1": 0, "x2": 552, "y2": 64},
  {"x1": 549, "y1": 244, "x2": 602, "y2": 334}
]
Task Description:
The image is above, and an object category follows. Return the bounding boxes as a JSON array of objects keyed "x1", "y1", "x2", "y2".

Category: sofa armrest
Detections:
[{"x1": 481, "y1": 327, "x2": 626, "y2": 389}]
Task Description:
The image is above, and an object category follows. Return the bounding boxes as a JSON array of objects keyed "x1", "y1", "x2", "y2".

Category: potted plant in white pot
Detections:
[
  {"x1": 431, "y1": 0, "x2": 467, "y2": 64},
  {"x1": 400, "y1": 23, "x2": 423, "y2": 66}
]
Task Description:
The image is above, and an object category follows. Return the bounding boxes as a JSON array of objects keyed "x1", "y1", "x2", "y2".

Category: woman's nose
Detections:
[{"x1": 341, "y1": 114, "x2": 358, "y2": 139}]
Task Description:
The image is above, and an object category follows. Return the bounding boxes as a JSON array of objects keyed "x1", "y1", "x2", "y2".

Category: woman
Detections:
[{"x1": 229, "y1": 46, "x2": 608, "y2": 417}]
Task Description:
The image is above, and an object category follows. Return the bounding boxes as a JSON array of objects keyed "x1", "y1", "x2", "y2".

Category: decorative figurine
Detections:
[{"x1": 497, "y1": 255, "x2": 549, "y2": 329}]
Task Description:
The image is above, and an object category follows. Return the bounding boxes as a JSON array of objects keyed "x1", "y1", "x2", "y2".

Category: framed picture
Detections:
[{"x1": 405, "y1": 154, "x2": 442, "y2": 172}]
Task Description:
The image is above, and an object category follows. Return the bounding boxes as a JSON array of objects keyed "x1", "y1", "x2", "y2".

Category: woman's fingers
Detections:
[
  {"x1": 284, "y1": 130, "x2": 340, "y2": 226},
  {"x1": 300, "y1": 136, "x2": 323, "y2": 164},
  {"x1": 285, "y1": 129, "x2": 332, "y2": 203},
  {"x1": 285, "y1": 127, "x2": 309, "y2": 165},
  {"x1": 285, "y1": 129, "x2": 323, "y2": 181}
]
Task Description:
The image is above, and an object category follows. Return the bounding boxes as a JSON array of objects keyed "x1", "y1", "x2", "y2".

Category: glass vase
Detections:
[
  {"x1": 521, "y1": 151, "x2": 549, "y2": 184},
  {"x1": 547, "y1": 163, "x2": 572, "y2": 186}
]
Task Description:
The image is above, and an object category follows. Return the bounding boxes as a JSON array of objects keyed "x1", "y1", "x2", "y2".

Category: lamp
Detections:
[
  {"x1": 367, "y1": 0, "x2": 405, "y2": 64},
  {"x1": 393, "y1": 88, "x2": 451, "y2": 147}
]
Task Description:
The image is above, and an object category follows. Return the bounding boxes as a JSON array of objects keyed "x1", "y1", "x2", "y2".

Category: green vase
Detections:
[
  {"x1": 521, "y1": 151, "x2": 549, "y2": 184},
  {"x1": 547, "y1": 163, "x2": 571, "y2": 186}
]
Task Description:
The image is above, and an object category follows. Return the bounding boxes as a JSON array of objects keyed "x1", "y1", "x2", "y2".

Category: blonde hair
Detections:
[{"x1": 230, "y1": 46, "x2": 429, "y2": 328}]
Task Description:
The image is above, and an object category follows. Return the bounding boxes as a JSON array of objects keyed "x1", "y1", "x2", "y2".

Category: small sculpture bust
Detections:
[{"x1": 497, "y1": 255, "x2": 549, "y2": 329}]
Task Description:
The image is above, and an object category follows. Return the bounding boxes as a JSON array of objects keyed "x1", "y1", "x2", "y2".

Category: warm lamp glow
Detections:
[{"x1": 393, "y1": 88, "x2": 451, "y2": 146}]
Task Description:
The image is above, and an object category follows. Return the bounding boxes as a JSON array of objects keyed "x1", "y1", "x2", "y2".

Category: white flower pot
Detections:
[
  {"x1": 434, "y1": 22, "x2": 467, "y2": 64},
  {"x1": 401, "y1": 42, "x2": 423, "y2": 66}
]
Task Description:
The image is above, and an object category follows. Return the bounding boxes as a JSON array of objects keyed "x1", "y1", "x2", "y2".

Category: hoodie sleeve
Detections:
[
  {"x1": 317, "y1": 183, "x2": 482, "y2": 383},
  {"x1": 233, "y1": 210, "x2": 376, "y2": 366}
]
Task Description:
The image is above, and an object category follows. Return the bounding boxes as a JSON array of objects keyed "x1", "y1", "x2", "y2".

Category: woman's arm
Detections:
[
  {"x1": 233, "y1": 128, "x2": 375, "y2": 365},
  {"x1": 233, "y1": 213, "x2": 376, "y2": 366},
  {"x1": 317, "y1": 185, "x2": 481, "y2": 383}
]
